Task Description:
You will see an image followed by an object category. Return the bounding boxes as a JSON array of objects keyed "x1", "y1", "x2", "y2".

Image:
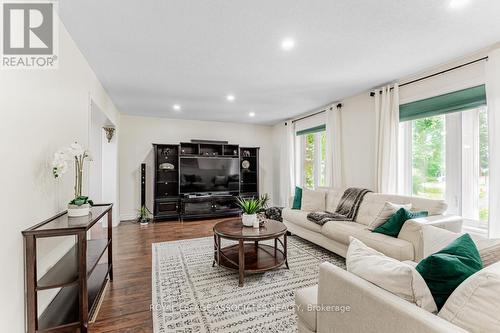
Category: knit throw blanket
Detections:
[{"x1": 307, "y1": 187, "x2": 372, "y2": 226}]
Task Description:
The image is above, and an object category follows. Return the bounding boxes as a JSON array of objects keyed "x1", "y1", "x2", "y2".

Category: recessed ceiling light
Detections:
[
  {"x1": 281, "y1": 38, "x2": 295, "y2": 51},
  {"x1": 449, "y1": 0, "x2": 470, "y2": 9},
  {"x1": 249, "y1": 112, "x2": 256, "y2": 117},
  {"x1": 173, "y1": 104, "x2": 181, "y2": 111},
  {"x1": 226, "y1": 94, "x2": 235, "y2": 102}
]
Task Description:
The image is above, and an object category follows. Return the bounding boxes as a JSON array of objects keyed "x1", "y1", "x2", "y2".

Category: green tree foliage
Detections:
[
  {"x1": 479, "y1": 109, "x2": 489, "y2": 221},
  {"x1": 412, "y1": 116, "x2": 445, "y2": 197},
  {"x1": 479, "y1": 110, "x2": 489, "y2": 173},
  {"x1": 304, "y1": 133, "x2": 315, "y2": 189}
]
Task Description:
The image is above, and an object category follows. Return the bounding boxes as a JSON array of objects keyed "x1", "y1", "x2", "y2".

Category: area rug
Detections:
[{"x1": 152, "y1": 235, "x2": 345, "y2": 333}]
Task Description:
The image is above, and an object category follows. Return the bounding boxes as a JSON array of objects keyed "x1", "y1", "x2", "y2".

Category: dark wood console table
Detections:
[{"x1": 22, "y1": 204, "x2": 113, "y2": 333}]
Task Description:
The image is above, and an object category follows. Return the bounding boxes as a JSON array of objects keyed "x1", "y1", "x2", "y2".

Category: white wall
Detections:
[
  {"x1": 89, "y1": 101, "x2": 106, "y2": 203},
  {"x1": 102, "y1": 128, "x2": 119, "y2": 226},
  {"x1": 119, "y1": 115, "x2": 274, "y2": 220},
  {"x1": 0, "y1": 20, "x2": 120, "y2": 332},
  {"x1": 271, "y1": 123, "x2": 284, "y2": 204}
]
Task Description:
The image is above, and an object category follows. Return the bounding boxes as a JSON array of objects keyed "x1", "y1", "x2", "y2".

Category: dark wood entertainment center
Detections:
[{"x1": 153, "y1": 141, "x2": 260, "y2": 221}]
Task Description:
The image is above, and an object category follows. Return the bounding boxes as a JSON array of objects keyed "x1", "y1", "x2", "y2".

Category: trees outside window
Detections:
[
  {"x1": 403, "y1": 107, "x2": 489, "y2": 229},
  {"x1": 304, "y1": 133, "x2": 315, "y2": 189},
  {"x1": 300, "y1": 131, "x2": 327, "y2": 189},
  {"x1": 412, "y1": 115, "x2": 446, "y2": 199},
  {"x1": 478, "y1": 109, "x2": 489, "y2": 222}
]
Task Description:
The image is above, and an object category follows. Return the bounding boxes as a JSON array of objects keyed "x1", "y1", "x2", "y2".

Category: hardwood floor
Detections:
[{"x1": 90, "y1": 218, "x2": 227, "y2": 333}]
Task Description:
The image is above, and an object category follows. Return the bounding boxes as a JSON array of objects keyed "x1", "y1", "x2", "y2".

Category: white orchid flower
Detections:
[
  {"x1": 68, "y1": 142, "x2": 85, "y2": 157},
  {"x1": 51, "y1": 155, "x2": 68, "y2": 178},
  {"x1": 84, "y1": 150, "x2": 93, "y2": 161},
  {"x1": 51, "y1": 142, "x2": 92, "y2": 197}
]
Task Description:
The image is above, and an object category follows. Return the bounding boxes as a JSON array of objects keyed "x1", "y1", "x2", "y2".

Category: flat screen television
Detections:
[{"x1": 180, "y1": 157, "x2": 240, "y2": 194}]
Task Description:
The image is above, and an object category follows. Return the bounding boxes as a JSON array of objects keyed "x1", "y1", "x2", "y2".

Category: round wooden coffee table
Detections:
[{"x1": 213, "y1": 218, "x2": 289, "y2": 286}]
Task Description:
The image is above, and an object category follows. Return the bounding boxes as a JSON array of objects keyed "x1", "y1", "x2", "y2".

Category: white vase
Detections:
[
  {"x1": 67, "y1": 203, "x2": 90, "y2": 217},
  {"x1": 252, "y1": 215, "x2": 260, "y2": 228},
  {"x1": 242, "y1": 213, "x2": 256, "y2": 227}
]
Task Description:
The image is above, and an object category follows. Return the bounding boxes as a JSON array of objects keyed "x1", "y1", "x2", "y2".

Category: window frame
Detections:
[
  {"x1": 296, "y1": 129, "x2": 327, "y2": 189},
  {"x1": 399, "y1": 106, "x2": 488, "y2": 230}
]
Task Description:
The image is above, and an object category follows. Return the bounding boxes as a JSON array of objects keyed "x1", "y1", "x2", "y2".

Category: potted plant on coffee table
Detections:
[{"x1": 236, "y1": 197, "x2": 264, "y2": 228}]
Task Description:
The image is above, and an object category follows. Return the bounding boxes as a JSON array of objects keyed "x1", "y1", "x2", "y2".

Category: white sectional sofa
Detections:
[
  {"x1": 295, "y1": 225, "x2": 500, "y2": 333},
  {"x1": 283, "y1": 188, "x2": 463, "y2": 261},
  {"x1": 295, "y1": 262, "x2": 469, "y2": 333}
]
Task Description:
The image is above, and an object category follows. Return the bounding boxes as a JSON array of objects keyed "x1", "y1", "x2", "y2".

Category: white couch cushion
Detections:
[
  {"x1": 321, "y1": 220, "x2": 366, "y2": 244},
  {"x1": 355, "y1": 229, "x2": 414, "y2": 261},
  {"x1": 324, "y1": 188, "x2": 344, "y2": 212},
  {"x1": 322, "y1": 220, "x2": 414, "y2": 260},
  {"x1": 438, "y1": 261, "x2": 500, "y2": 332},
  {"x1": 476, "y1": 239, "x2": 500, "y2": 267},
  {"x1": 295, "y1": 285, "x2": 318, "y2": 332},
  {"x1": 301, "y1": 189, "x2": 326, "y2": 212},
  {"x1": 346, "y1": 238, "x2": 437, "y2": 313},
  {"x1": 367, "y1": 202, "x2": 413, "y2": 231},
  {"x1": 282, "y1": 208, "x2": 322, "y2": 233},
  {"x1": 356, "y1": 193, "x2": 447, "y2": 226}
]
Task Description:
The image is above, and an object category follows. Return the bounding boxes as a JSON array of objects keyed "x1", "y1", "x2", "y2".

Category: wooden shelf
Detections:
[
  {"x1": 22, "y1": 205, "x2": 112, "y2": 236},
  {"x1": 37, "y1": 239, "x2": 109, "y2": 290},
  {"x1": 37, "y1": 263, "x2": 110, "y2": 331},
  {"x1": 22, "y1": 204, "x2": 113, "y2": 333}
]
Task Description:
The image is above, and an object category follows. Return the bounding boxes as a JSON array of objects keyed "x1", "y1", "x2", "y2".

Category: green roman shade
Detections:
[
  {"x1": 296, "y1": 124, "x2": 326, "y2": 136},
  {"x1": 400, "y1": 85, "x2": 487, "y2": 122}
]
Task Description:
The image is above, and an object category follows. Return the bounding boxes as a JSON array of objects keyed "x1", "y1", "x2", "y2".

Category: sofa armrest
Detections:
[
  {"x1": 398, "y1": 215, "x2": 463, "y2": 262},
  {"x1": 316, "y1": 262, "x2": 466, "y2": 333}
]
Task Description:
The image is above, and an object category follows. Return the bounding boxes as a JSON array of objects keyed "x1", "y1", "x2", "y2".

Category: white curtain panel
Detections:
[
  {"x1": 486, "y1": 49, "x2": 500, "y2": 238},
  {"x1": 279, "y1": 121, "x2": 296, "y2": 206},
  {"x1": 325, "y1": 104, "x2": 344, "y2": 188},
  {"x1": 374, "y1": 84, "x2": 400, "y2": 193}
]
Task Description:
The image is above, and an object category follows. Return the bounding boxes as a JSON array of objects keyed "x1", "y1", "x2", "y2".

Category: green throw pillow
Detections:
[
  {"x1": 416, "y1": 234, "x2": 483, "y2": 310},
  {"x1": 372, "y1": 208, "x2": 428, "y2": 237},
  {"x1": 292, "y1": 186, "x2": 302, "y2": 210}
]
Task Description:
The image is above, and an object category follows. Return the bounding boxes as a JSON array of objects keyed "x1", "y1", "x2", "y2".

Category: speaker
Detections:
[{"x1": 141, "y1": 163, "x2": 146, "y2": 206}]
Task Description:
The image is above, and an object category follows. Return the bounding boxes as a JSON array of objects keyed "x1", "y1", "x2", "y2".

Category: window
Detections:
[
  {"x1": 400, "y1": 85, "x2": 489, "y2": 230},
  {"x1": 296, "y1": 127, "x2": 327, "y2": 189},
  {"x1": 478, "y1": 110, "x2": 489, "y2": 222},
  {"x1": 411, "y1": 115, "x2": 446, "y2": 199}
]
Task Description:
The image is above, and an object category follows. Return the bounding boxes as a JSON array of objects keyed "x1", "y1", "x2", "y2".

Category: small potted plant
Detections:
[
  {"x1": 236, "y1": 197, "x2": 264, "y2": 228},
  {"x1": 138, "y1": 205, "x2": 152, "y2": 225},
  {"x1": 52, "y1": 142, "x2": 94, "y2": 217}
]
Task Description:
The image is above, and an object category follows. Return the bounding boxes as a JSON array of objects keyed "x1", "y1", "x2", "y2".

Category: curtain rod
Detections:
[
  {"x1": 290, "y1": 103, "x2": 342, "y2": 124},
  {"x1": 370, "y1": 56, "x2": 488, "y2": 96}
]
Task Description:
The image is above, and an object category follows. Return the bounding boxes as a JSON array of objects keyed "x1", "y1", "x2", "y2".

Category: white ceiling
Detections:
[{"x1": 59, "y1": 0, "x2": 500, "y2": 125}]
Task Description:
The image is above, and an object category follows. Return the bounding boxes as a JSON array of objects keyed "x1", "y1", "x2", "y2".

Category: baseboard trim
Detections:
[{"x1": 120, "y1": 213, "x2": 137, "y2": 222}]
